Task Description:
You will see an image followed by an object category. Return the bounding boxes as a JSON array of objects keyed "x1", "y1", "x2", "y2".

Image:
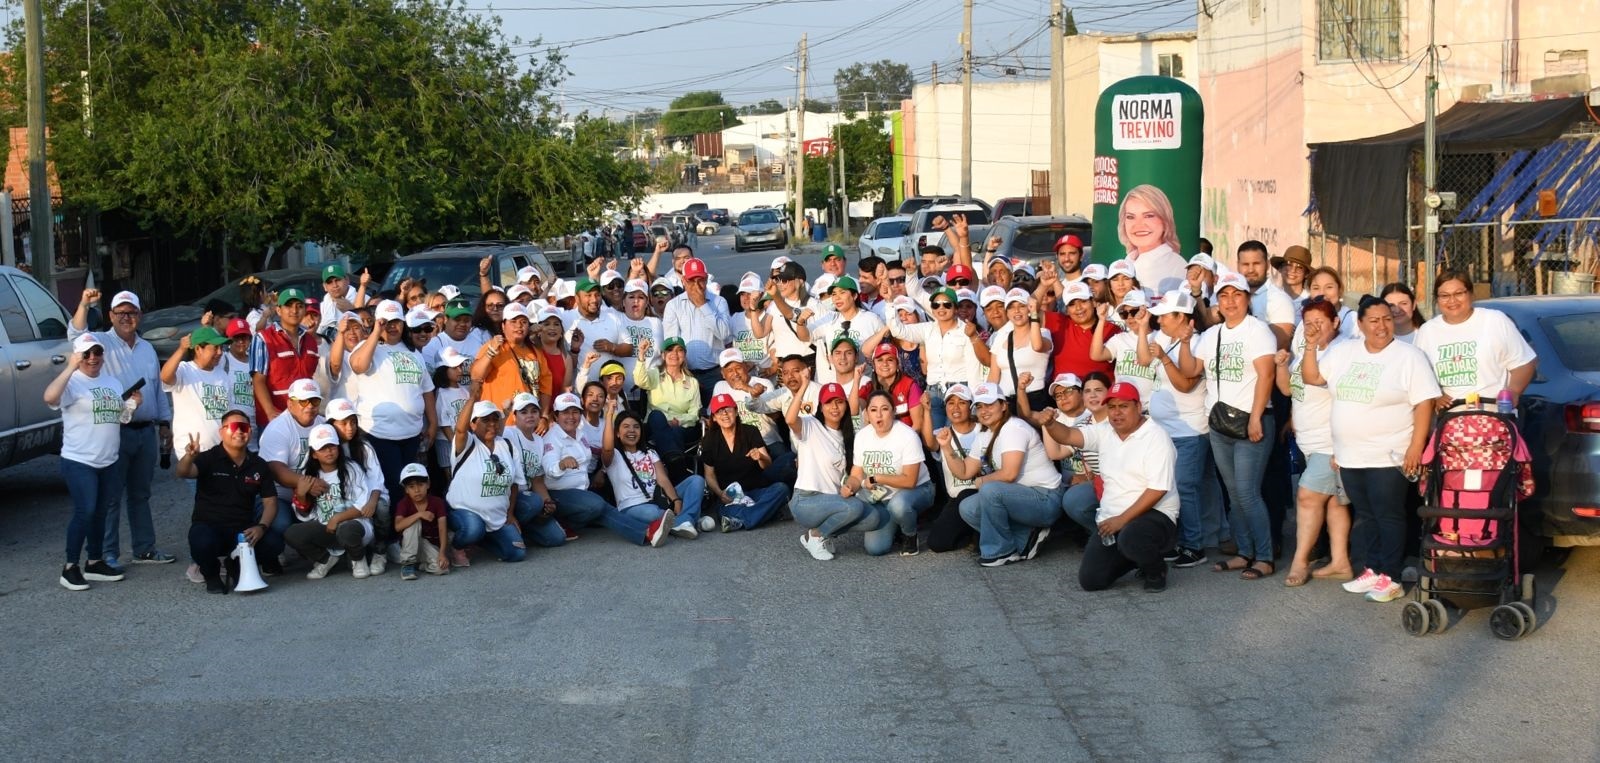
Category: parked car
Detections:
[
  {"x1": 648, "y1": 225, "x2": 673, "y2": 249},
  {"x1": 695, "y1": 220, "x2": 721, "y2": 236},
  {"x1": 380, "y1": 242, "x2": 556, "y2": 306},
  {"x1": 139, "y1": 267, "x2": 323, "y2": 358},
  {"x1": 898, "y1": 202, "x2": 993, "y2": 264},
  {"x1": 897, "y1": 195, "x2": 992, "y2": 217},
  {"x1": 0, "y1": 266, "x2": 72, "y2": 470},
  {"x1": 986, "y1": 215, "x2": 1094, "y2": 265},
  {"x1": 733, "y1": 208, "x2": 789, "y2": 253},
  {"x1": 628, "y1": 224, "x2": 652, "y2": 253},
  {"x1": 684, "y1": 202, "x2": 709, "y2": 213},
  {"x1": 1479, "y1": 295, "x2": 1600, "y2": 547},
  {"x1": 857, "y1": 215, "x2": 912, "y2": 260},
  {"x1": 698, "y1": 208, "x2": 730, "y2": 226},
  {"x1": 993, "y1": 196, "x2": 1041, "y2": 219}
]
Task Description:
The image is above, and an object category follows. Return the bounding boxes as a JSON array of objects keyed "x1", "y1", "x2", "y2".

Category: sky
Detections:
[{"x1": 466, "y1": 0, "x2": 1199, "y2": 117}]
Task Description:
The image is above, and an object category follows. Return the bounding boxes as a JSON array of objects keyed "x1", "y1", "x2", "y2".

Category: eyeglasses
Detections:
[
  {"x1": 948, "y1": 278, "x2": 971, "y2": 287},
  {"x1": 887, "y1": 277, "x2": 906, "y2": 286},
  {"x1": 485, "y1": 301, "x2": 507, "y2": 310},
  {"x1": 930, "y1": 302, "x2": 954, "y2": 310},
  {"x1": 222, "y1": 421, "x2": 252, "y2": 435},
  {"x1": 1436, "y1": 289, "x2": 1470, "y2": 301},
  {"x1": 82, "y1": 346, "x2": 104, "y2": 357},
  {"x1": 111, "y1": 310, "x2": 138, "y2": 319},
  {"x1": 488, "y1": 454, "x2": 506, "y2": 476}
]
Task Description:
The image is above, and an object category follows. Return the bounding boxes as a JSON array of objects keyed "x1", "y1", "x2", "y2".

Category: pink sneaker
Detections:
[
  {"x1": 449, "y1": 548, "x2": 471, "y2": 568},
  {"x1": 1342, "y1": 568, "x2": 1380, "y2": 593},
  {"x1": 1365, "y1": 576, "x2": 1404, "y2": 602}
]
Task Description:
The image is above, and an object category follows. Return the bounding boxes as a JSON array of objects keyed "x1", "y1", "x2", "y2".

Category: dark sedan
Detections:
[
  {"x1": 1482, "y1": 295, "x2": 1600, "y2": 547},
  {"x1": 733, "y1": 208, "x2": 788, "y2": 253}
]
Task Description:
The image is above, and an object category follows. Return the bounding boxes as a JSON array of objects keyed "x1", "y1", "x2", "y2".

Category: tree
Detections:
[
  {"x1": 1, "y1": 0, "x2": 649, "y2": 261},
  {"x1": 738, "y1": 99, "x2": 785, "y2": 116},
  {"x1": 833, "y1": 60, "x2": 915, "y2": 114},
  {"x1": 658, "y1": 91, "x2": 740, "y2": 137},
  {"x1": 801, "y1": 114, "x2": 892, "y2": 219},
  {"x1": 1063, "y1": 9, "x2": 1078, "y2": 35},
  {"x1": 801, "y1": 98, "x2": 835, "y2": 114}
]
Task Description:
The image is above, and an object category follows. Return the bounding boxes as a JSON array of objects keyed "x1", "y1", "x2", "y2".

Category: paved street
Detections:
[{"x1": 4, "y1": 439, "x2": 1600, "y2": 761}]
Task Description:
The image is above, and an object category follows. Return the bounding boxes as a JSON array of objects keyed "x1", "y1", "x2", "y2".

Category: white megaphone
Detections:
[{"x1": 230, "y1": 533, "x2": 269, "y2": 593}]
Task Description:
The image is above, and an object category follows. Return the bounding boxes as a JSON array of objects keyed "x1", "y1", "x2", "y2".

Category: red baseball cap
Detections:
[
  {"x1": 682, "y1": 258, "x2": 708, "y2": 281},
  {"x1": 944, "y1": 264, "x2": 976, "y2": 283},
  {"x1": 224, "y1": 318, "x2": 252, "y2": 338},
  {"x1": 818, "y1": 382, "x2": 846, "y2": 406},
  {"x1": 1105, "y1": 381, "x2": 1141, "y2": 405},
  {"x1": 1055, "y1": 233, "x2": 1084, "y2": 250},
  {"x1": 709, "y1": 393, "x2": 737, "y2": 414},
  {"x1": 872, "y1": 342, "x2": 898, "y2": 359}
]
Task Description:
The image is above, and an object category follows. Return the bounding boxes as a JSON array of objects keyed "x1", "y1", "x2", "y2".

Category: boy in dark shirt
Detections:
[
  {"x1": 178, "y1": 410, "x2": 280, "y2": 594},
  {"x1": 393, "y1": 463, "x2": 450, "y2": 579}
]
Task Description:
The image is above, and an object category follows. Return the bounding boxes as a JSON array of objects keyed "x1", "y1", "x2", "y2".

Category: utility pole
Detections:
[
  {"x1": 1422, "y1": 0, "x2": 1438, "y2": 310},
  {"x1": 1049, "y1": 0, "x2": 1066, "y2": 215},
  {"x1": 838, "y1": 124, "x2": 849, "y2": 239},
  {"x1": 794, "y1": 34, "x2": 808, "y2": 241},
  {"x1": 24, "y1": 0, "x2": 54, "y2": 291},
  {"x1": 961, "y1": 0, "x2": 974, "y2": 198},
  {"x1": 784, "y1": 102, "x2": 793, "y2": 235}
]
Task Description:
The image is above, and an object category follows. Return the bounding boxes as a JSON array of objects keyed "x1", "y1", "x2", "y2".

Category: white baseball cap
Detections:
[
  {"x1": 287, "y1": 378, "x2": 323, "y2": 401},
  {"x1": 470, "y1": 400, "x2": 502, "y2": 421},
  {"x1": 811, "y1": 273, "x2": 837, "y2": 298},
  {"x1": 971, "y1": 381, "x2": 1006, "y2": 405},
  {"x1": 510, "y1": 392, "x2": 540, "y2": 412},
  {"x1": 400, "y1": 463, "x2": 430, "y2": 483},
  {"x1": 1108, "y1": 259, "x2": 1137, "y2": 280},
  {"x1": 1215, "y1": 271, "x2": 1250, "y2": 295},
  {"x1": 1004, "y1": 288, "x2": 1031, "y2": 307},
  {"x1": 986, "y1": 257, "x2": 1013, "y2": 272},
  {"x1": 890, "y1": 295, "x2": 918, "y2": 314},
  {"x1": 438, "y1": 284, "x2": 461, "y2": 301},
  {"x1": 944, "y1": 383, "x2": 974, "y2": 401},
  {"x1": 650, "y1": 277, "x2": 675, "y2": 294},
  {"x1": 307, "y1": 424, "x2": 340, "y2": 451},
  {"x1": 738, "y1": 273, "x2": 762, "y2": 294},
  {"x1": 324, "y1": 397, "x2": 358, "y2": 420},
  {"x1": 1150, "y1": 289, "x2": 1197, "y2": 316},
  {"x1": 374, "y1": 299, "x2": 405, "y2": 323},
  {"x1": 72, "y1": 333, "x2": 103, "y2": 354},
  {"x1": 718, "y1": 347, "x2": 745, "y2": 367},
  {"x1": 769, "y1": 255, "x2": 792, "y2": 271},
  {"x1": 979, "y1": 285, "x2": 1007, "y2": 306},
  {"x1": 552, "y1": 392, "x2": 582, "y2": 412},
  {"x1": 437, "y1": 347, "x2": 470, "y2": 368},
  {"x1": 624, "y1": 278, "x2": 649, "y2": 295},
  {"x1": 1081, "y1": 263, "x2": 1108, "y2": 281},
  {"x1": 956, "y1": 288, "x2": 978, "y2": 305},
  {"x1": 1061, "y1": 281, "x2": 1094, "y2": 304},
  {"x1": 1119, "y1": 290, "x2": 1150, "y2": 309},
  {"x1": 506, "y1": 284, "x2": 533, "y2": 302},
  {"x1": 1186, "y1": 253, "x2": 1217, "y2": 273},
  {"x1": 111, "y1": 291, "x2": 141, "y2": 311},
  {"x1": 502, "y1": 302, "x2": 533, "y2": 322},
  {"x1": 552, "y1": 280, "x2": 576, "y2": 301},
  {"x1": 516, "y1": 265, "x2": 540, "y2": 283},
  {"x1": 600, "y1": 270, "x2": 625, "y2": 287},
  {"x1": 1050, "y1": 372, "x2": 1084, "y2": 391},
  {"x1": 405, "y1": 306, "x2": 439, "y2": 328},
  {"x1": 1012, "y1": 262, "x2": 1036, "y2": 278}
]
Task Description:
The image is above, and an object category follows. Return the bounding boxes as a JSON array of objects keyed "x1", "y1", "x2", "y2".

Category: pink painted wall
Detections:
[{"x1": 1200, "y1": 46, "x2": 1308, "y2": 262}]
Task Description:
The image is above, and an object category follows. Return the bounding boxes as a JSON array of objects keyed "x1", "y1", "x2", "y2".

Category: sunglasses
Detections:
[
  {"x1": 222, "y1": 421, "x2": 252, "y2": 435},
  {"x1": 411, "y1": 323, "x2": 437, "y2": 333},
  {"x1": 485, "y1": 302, "x2": 507, "y2": 310},
  {"x1": 930, "y1": 301, "x2": 954, "y2": 310},
  {"x1": 604, "y1": 283, "x2": 623, "y2": 290},
  {"x1": 488, "y1": 454, "x2": 506, "y2": 476},
  {"x1": 82, "y1": 346, "x2": 105, "y2": 357},
  {"x1": 887, "y1": 277, "x2": 906, "y2": 286},
  {"x1": 111, "y1": 311, "x2": 139, "y2": 319},
  {"x1": 948, "y1": 278, "x2": 972, "y2": 287},
  {"x1": 1118, "y1": 308, "x2": 1140, "y2": 319}
]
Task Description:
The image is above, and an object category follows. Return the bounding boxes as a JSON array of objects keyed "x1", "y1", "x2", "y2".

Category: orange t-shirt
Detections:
[{"x1": 475, "y1": 342, "x2": 551, "y2": 410}]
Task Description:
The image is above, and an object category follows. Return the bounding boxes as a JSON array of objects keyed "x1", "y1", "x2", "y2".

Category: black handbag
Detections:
[
  {"x1": 1207, "y1": 328, "x2": 1251, "y2": 440},
  {"x1": 622, "y1": 450, "x2": 673, "y2": 512}
]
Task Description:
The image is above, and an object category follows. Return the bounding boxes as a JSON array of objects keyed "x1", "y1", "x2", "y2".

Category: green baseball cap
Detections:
[
  {"x1": 931, "y1": 287, "x2": 958, "y2": 304},
  {"x1": 662, "y1": 336, "x2": 686, "y2": 352},
  {"x1": 574, "y1": 277, "x2": 600, "y2": 293},
  {"x1": 321, "y1": 263, "x2": 347, "y2": 281},
  {"x1": 189, "y1": 326, "x2": 228, "y2": 346},
  {"x1": 830, "y1": 275, "x2": 859, "y2": 293},
  {"x1": 822, "y1": 243, "x2": 846, "y2": 260},
  {"x1": 829, "y1": 334, "x2": 859, "y2": 352},
  {"x1": 444, "y1": 300, "x2": 473, "y2": 319},
  {"x1": 277, "y1": 288, "x2": 307, "y2": 306}
]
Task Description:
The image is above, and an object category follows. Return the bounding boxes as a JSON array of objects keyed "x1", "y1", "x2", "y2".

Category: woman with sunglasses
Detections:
[
  {"x1": 884, "y1": 286, "x2": 990, "y2": 431},
  {"x1": 349, "y1": 300, "x2": 438, "y2": 551},
  {"x1": 925, "y1": 384, "x2": 985, "y2": 553},
  {"x1": 1413, "y1": 270, "x2": 1537, "y2": 411},
  {"x1": 47, "y1": 334, "x2": 138, "y2": 591},
  {"x1": 285, "y1": 423, "x2": 381, "y2": 579},
  {"x1": 600, "y1": 398, "x2": 703, "y2": 545},
  {"x1": 178, "y1": 410, "x2": 282, "y2": 594},
  {"x1": 1274, "y1": 298, "x2": 1352, "y2": 587},
  {"x1": 750, "y1": 261, "x2": 815, "y2": 364},
  {"x1": 443, "y1": 381, "x2": 539, "y2": 564},
  {"x1": 1137, "y1": 290, "x2": 1219, "y2": 569},
  {"x1": 1089, "y1": 291, "x2": 1160, "y2": 402}
]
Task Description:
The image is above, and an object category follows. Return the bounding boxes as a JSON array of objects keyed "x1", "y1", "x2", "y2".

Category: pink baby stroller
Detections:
[{"x1": 1402, "y1": 407, "x2": 1538, "y2": 639}]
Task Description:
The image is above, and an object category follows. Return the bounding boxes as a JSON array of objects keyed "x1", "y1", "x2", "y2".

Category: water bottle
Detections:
[
  {"x1": 1390, "y1": 451, "x2": 1421, "y2": 483},
  {"x1": 1101, "y1": 532, "x2": 1117, "y2": 546},
  {"x1": 1496, "y1": 389, "x2": 1515, "y2": 416}
]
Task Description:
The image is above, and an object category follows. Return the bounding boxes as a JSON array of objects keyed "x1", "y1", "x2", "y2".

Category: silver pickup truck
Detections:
[{"x1": 0, "y1": 266, "x2": 73, "y2": 470}]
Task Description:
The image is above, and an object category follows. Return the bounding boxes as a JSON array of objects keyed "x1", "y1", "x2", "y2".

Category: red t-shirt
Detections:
[
  {"x1": 394, "y1": 495, "x2": 448, "y2": 545},
  {"x1": 1043, "y1": 312, "x2": 1118, "y2": 381},
  {"x1": 541, "y1": 348, "x2": 568, "y2": 395},
  {"x1": 858, "y1": 374, "x2": 923, "y2": 427}
]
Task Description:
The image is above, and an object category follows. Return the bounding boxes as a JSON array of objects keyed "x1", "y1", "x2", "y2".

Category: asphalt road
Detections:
[{"x1": 5, "y1": 232, "x2": 1600, "y2": 761}]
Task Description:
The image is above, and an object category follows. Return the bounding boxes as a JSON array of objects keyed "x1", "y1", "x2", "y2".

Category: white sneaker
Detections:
[
  {"x1": 367, "y1": 555, "x2": 386, "y2": 576},
  {"x1": 185, "y1": 563, "x2": 205, "y2": 584},
  {"x1": 1342, "y1": 568, "x2": 1381, "y2": 593},
  {"x1": 352, "y1": 559, "x2": 370, "y2": 579},
  {"x1": 671, "y1": 521, "x2": 700, "y2": 539},
  {"x1": 800, "y1": 532, "x2": 835, "y2": 561},
  {"x1": 1364, "y1": 576, "x2": 1404, "y2": 602},
  {"x1": 698, "y1": 515, "x2": 717, "y2": 533},
  {"x1": 307, "y1": 556, "x2": 339, "y2": 580}
]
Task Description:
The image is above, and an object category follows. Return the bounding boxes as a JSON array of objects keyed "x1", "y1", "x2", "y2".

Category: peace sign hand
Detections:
[{"x1": 184, "y1": 432, "x2": 200, "y2": 457}]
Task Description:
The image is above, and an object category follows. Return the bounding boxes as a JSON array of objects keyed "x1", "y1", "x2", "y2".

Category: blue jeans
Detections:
[
  {"x1": 720, "y1": 483, "x2": 789, "y2": 530},
  {"x1": 447, "y1": 503, "x2": 536, "y2": 562},
  {"x1": 647, "y1": 410, "x2": 699, "y2": 457},
  {"x1": 63, "y1": 458, "x2": 116, "y2": 565},
  {"x1": 1342, "y1": 467, "x2": 1411, "y2": 578},
  {"x1": 1209, "y1": 413, "x2": 1275, "y2": 561},
  {"x1": 972, "y1": 482, "x2": 1065, "y2": 559},
  {"x1": 607, "y1": 475, "x2": 707, "y2": 542},
  {"x1": 1060, "y1": 481, "x2": 1099, "y2": 532},
  {"x1": 790, "y1": 489, "x2": 891, "y2": 542},
  {"x1": 515, "y1": 492, "x2": 567, "y2": 548},
  {"x1": 369, "y1": 435, "x2": 421, "y2": 544},
  {"x1": 1172, "y1": 435, "x2": 1215, "y2": 551},
  {"x1": 861, "y1": 481, "x2": 935, "y2": 537},
  {"x1": 548, "y1": 488, "x2": 613, "y2": 528},
  {"x1": 928, "y1": 393, "x2": 949, "y2": 432},
  {"x1": 104, "y1": 425, "x2": 158, "y2": 563}
]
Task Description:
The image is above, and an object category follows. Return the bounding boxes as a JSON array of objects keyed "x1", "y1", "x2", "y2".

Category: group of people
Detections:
[{"x1": 50, "y1": 196, "x2": 1536, "y2": 602}]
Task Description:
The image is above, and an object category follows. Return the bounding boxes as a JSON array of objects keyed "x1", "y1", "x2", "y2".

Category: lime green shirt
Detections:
[{"x1": 634, "y1": 363, "x2": 701, "y2": 426}]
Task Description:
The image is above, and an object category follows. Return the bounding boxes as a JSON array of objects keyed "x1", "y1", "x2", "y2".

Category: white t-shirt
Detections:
[
  {"x1": 793, "y1": 415, "x2": 847, "y2": 494},
  {"x1": 1413, "y1": 308, "x2": 1537, "y2": 402},
  {"x1": 433, "y1": 386, "x2": 470, "y2": 466},
  {"x1": 617, "y1": 315, "x2": 663, "y2": 387},
  {"x1": 1146, "y1": 331, "x2": 1209, "y2": 439},
  {"x1": 578, "y1": 415, "x2": 604, "y2": 455},
  {"x1": 805, "y1": 309, "x2": 884, "y2": 384},
  {"x1": 1196, "y1": 316, "x2": 1277, "y2": 414},
  {"x1": 1289, "y1": 337, "x2": 1344, "y2": 455},
  {"x1": 763, "y1": 298, "x2": 815, "y2": 360},
  {"x1": 355, "y1": 342, "x2": 435, "y2": 440},
  {"x1": 1105, "y1": 332, "x2": 1159, "y2": 404},
  {"x1": 422, "y1": 330, "x2": 487, "y2": 372},
  {"x1": 447, "y1": 436, "x2": 517, "y2": 528},
  {"x1": 540, "y1": 426, "x2": 594, "y2": 492},
  {"x1": 607, "y1": 448, "x2": 666, "y2": 511},
  {"x1": 987, "y1": 324, "x2": 1053, "y2": 395},
  {"x1": 1078, "y1": 418, "x2": 1179, "y2": 524},
  {"x1": 971, "y1": 418, "x2": 1061, "y2": 490},
  {"x1": 53, "y1": 371, "x2": 126, "y2": 468},
  {"x1": 346, "y1": 441, "x2": 389, "y2": 506},
  {"x1": 1250, "y1": 283, "x2": 1297, "y2": 329},
  {"x1": 507, "y1": 426, "x2": 544, "y2": 485},
  {"x1": 715, "y1": 378, "x2": 779, "y2": 445},
  {"x1": 220, "y1": 353, "x2": 256, "y2": 424},
  {"x1": 259, "y1": 413, "x2": 324, "y2": 502},
  {"x1": 852, "y1": 421, "x2": 930, "y2": 487},
  {"x1": 567, "y1": 311, "x2": 624, "y2": 385},
  {"x1": 937, "y1": 422, "x2": 983, "y2": 495},
  {"x1": 1289, "y1": 306, "x2": 1360, "y2": 358},
  {"x1": 728, "y1": 312, "x2": 771, "y2": 370},
  {"x1": 297, "y1": 464, "x2": 377, "y2": 538},
  {"x1": 164, "y1": 361, "x2": 233, "y2": 452},
  {"x1": 1319, "y1": 339, "x2": 1442, "y2": 469}
]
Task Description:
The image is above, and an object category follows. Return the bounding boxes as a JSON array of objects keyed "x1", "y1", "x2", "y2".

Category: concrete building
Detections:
[{"x1": 1199, "y1": 0, "x2": 1600, "y2": 289}]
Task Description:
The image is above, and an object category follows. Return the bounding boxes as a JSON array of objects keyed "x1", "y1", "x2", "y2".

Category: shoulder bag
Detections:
[{"x1": 1206, "y1": 327, "x2": 1251, "y2": 440}]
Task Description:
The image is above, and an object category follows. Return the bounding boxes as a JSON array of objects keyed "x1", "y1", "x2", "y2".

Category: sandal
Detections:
[
  {"x1": 1211, "y1": 556, "x2": 1252, "y2": 573},
  {"x1": 1284, "y1": 565, "x2": 1310, "y2": 587},
  {"x1": 1311, "y1": 564, "x2": 1354, "y2": 580},
  {"x1": 1241, "y1": 561, "x2": 1276, "y2": 581}
]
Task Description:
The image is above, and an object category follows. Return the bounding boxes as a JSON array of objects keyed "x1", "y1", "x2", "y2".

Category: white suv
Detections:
[{"x1": 898, "y1": 203, "x2": 993, "y2": 264}]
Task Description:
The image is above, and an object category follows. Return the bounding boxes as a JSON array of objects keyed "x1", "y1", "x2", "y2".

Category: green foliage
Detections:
[
  {"x1": 658, "y1": 90, "x2": 739, "y2": 137},
  {"x1": 1, "y1": 0, "x2": 648, "y2": 257},
  {"x1": 833, "y1": 60, "x2": 914, "y2": 114},
  {"x1": 737, "y1": 99, "x2": 785, "y2": 116},
  {"x1": 1063, "y1": 8, "x2": 1078, "y2": 35},
  {"x1": 801, "y1": 115, "x2": 892, "y2": 216}
]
